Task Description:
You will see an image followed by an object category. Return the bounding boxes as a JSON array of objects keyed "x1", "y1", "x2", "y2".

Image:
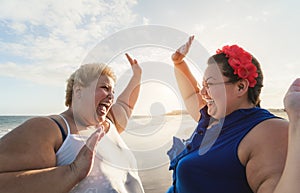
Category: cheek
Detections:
[
  {"x1": 208, "y1": 89, "x2": 219, "y2": 98},
  {"x1": 95, "y1": 89, "x2": 106, "y2": 99},
  {"x1": 211, "y1": 90, "x2": 227, "y2": 104},
  {"x1": 94, "y1": 94, "x2": 102, "y2": 105}
]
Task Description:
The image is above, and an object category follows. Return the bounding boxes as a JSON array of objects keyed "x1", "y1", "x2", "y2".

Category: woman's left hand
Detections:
[{"x1": 125, "y1": 53, "x2": 142, "y2": 76}]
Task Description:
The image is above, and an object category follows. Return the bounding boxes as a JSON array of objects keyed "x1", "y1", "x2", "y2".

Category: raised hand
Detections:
[
  {"x1": 70, "y1": 126, "x2": 105, "y2": 181},
  {"x1": 125, "y1": 53, "x2": 142, "y2": 76},
  {"x1": 284, "y1": 78, "x2": 300, "y2": 121},
  {"x1": 172, "y1": 35, "x2": 194, "y2": 64}
]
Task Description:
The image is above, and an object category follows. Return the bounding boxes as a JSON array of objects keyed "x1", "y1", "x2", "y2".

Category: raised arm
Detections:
[
  {"x1": 172, "y1": 36, "x2": 206, "y2": 121},
  {"x1": 0, "y1": 117, "x2": 103, "y2": 193},
  {"x1": 243, "y1": 78, "x2": 300, "y2": 193},
  {"x1": 108, "y1": 53, "x2": 142, "y2": 133},
  {"x1": 274, "y1": 78, "x2": 300, "y2": 193}
]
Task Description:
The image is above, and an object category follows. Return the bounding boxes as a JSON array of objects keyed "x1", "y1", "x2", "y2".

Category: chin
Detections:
[
  {"x1": 97, "y1": 115, "x2": 106, "y2": 123},
  {"x1": 208, "y1": 109, "x2": 222, "y2": 120},
  {"x1": 207, "y1": 107, "x2": 216, "y2": 116},
  {"x1": 208, "y1": 103, "x2": 226, "y2": 118}
]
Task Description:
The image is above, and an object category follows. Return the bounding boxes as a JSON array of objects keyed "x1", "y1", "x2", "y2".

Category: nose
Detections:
[
  {"x1": 200, "y1": 86, "x2": 208, "y2": 96},
  {"x1": 107, "y1": 91, "x2": 114, "y2": 100}
]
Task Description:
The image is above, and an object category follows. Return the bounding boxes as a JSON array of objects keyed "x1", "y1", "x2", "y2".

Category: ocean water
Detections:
[
  {"x1": 0, "y1": 110, "x2": 288, "y2": 193},
  {"x1": 0, "y1": 114, "x2": 195, "y2": 193},
  {"x1": 0, "y1": 110, "x2": 287, "y2": 139},
  {"x1": 0, "y1": 116, "x2": 33, "y2": 138}
]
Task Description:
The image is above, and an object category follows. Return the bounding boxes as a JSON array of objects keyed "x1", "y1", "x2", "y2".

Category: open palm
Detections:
[
  {"x1": 284, "y1": 78, "x2": 300, "y2": 120},
  {"x1": 172, "y1": 35, "x2": 194, "y2": 64}
]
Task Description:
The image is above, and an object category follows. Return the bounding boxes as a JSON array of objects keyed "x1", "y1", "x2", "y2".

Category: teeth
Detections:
[
  {"x1": 204, "y1": 98, "x2": 214, "y2": 103},
  {"x1": 100, "y1": 102, "x2": 110, "y2": 107},
  {"x1": 97, "y1": 105, "x2": 106, "y2": 114}
]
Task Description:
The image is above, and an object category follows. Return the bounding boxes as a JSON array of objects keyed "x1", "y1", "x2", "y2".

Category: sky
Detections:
[{"x1": 0, "y1": 0, "x2": 299, "y2": 115}]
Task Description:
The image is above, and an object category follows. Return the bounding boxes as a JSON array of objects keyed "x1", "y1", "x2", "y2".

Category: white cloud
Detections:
[
  {"x1": 193, "y1": 24, "x2": 205, "y2": 33},
  {"x1": 0, "y1": 0, "x2": 138, "y2": 84},
  {"x1": 0, "y1": 62, "x2": 72, "y2": 86},
  {"x1": 9, "y1": 22, "x2": 27, "y2": 34},
  {"x1": 0, "y1": 0, "x2": 49, "y2": 21},
  {"x1": 143, "y1": 17, "x2": 150, "y2": 25}
]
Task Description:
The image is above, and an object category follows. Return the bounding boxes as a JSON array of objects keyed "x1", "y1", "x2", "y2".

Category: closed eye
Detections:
[
  {"x1": 100, "y1": 85, "x2": 114, "y2": 94},
  {"x1": 102, "y1": 86, "x2": 109, "y2": 90}
]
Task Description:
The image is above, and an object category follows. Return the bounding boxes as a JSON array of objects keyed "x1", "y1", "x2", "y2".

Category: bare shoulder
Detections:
[
  {"x1": 0, "y1": 116, "x2": 62, "y2": 172},
  {"x1": 240, "y1": 118, "x2": 289, "y2": 192},
  {"x1": 250, "y1": 118, "x2": 288, "y2": 142}
]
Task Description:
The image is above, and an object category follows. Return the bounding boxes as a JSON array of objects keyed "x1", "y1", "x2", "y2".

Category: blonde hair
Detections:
[{"x1": 65, "y1": 63, "x2": 116, "y2": 107}]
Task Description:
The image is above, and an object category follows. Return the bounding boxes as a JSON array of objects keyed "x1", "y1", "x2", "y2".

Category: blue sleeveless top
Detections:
[{"x1": 167, "y1": 106, "x2": 279, "y2": 193}]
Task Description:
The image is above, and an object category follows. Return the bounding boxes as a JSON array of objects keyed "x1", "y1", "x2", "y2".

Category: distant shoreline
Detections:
[
  {"x1": 0, "y1": 108, "x2": 286, "y2": 117},
  {"x1": 133, "y1": 108, "x2": 286, "y2": 118}
]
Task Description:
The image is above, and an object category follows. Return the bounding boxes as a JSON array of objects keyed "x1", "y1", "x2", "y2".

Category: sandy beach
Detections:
[
  {"x1": 0, "y1": 109, "x2": 288, "y2": 193},
  {"x1": 122, "y1": 109, "x2": 287, "y2": 193},
  {"x1": 122, "y1": 109, "x2": 288, "y2": 193}
]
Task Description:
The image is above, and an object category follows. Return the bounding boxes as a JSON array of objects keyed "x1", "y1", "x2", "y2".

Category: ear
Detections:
[
  {"x1": 73, "y1": 85, "x2": 82, "y2": 99},
  {"x1": 236, "y1": 79, "x2": 249, "y2": 96}
]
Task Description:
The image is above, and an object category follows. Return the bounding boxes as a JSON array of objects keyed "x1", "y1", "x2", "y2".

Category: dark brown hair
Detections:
[{"x1": 207, "y1": 53, "x2": 263, "y2": 107}]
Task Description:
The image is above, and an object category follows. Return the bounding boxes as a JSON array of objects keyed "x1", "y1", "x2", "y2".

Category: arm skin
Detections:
[
  {"x1": 171, "y1": 36, "x2": 206, "y2": 121},
  {"x1": 240, "y1": 78, "x2": 300, "y2": 193},
  {"x1": 238, "y1": 118, "x2": 288, "y2": 193},
  {"x1": 173, "y1": 37, "x2": 300, "y2": 192},
  {"x1": 273, "y1": 78, "x2": 300, "y2": 193},
  {"x1": 108, "y1": 53, "x2": 142, "y2": 133},
  {"x1": 0, "y1": 117, "x2": 103, "y2": 193}
]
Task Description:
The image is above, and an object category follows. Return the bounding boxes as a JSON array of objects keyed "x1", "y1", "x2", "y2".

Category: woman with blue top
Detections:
[
  {"x1": 167, "y1": 36, "x2": 291, "y2": 193},
  {"x1": 0, "y1": 53, "x2": 144, "y2": 193}
]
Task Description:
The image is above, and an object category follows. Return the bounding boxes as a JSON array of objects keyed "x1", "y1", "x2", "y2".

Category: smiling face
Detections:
[
  {"x1": 73, "y1": 74, "x2": 115, "y2": 127},
  {"x1": 68, "y1": 63, "x2": 116, "y2": 128},
  {"x1": 94, "y1": 75, "x2": 115, "y2": 122},
  {"x1": 201, "y1": 64, "x2": 235, "y2": 120}
]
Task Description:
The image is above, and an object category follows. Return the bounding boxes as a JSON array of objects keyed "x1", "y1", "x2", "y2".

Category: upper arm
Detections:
[
  {"x1": 173, "y1": 61, "x2": 205, "y2": 121},
  {"x1": 107, "y1": 101, "x2": 132, "y2": 133},
  {"x1": 184, "y1": 92, "x2": 204, "y2": 121},
  {"x1": 0, "y1": 117, "x2": 60, "y2": 172},
  {"x1": 241, "y1": 119, "x2": 288, "y2": 193}
]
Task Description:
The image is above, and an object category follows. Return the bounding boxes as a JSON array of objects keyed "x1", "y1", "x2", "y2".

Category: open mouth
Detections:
[
  {"x1": 97, "y1": 102, "x2": 111, "y2": 115},
  {"x1": 204, "y1": 98, "x2": 214, "y2": 104}
]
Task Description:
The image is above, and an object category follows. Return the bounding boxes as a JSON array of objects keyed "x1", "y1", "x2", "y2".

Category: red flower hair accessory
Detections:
[{"x1": 216, "y1": 45, "x2": 258, "y2": 87}]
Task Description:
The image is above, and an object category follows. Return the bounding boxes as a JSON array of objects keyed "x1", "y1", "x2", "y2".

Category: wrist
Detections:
[
  {"x1": 286, "y1": 110, "x2": 300, "y2": 122},
  {"x1": 173, "y1": 60, "x2": 185, "y2": 65},
  {"x1": 68, "y1": 162, "x2": 85, "y2": 183},
  {"x1": 133, "y1": 71, "x2": 142, "y2": 77},
  {"x1": 131, "y1": 74, "x2": 142, "y2": 83}
]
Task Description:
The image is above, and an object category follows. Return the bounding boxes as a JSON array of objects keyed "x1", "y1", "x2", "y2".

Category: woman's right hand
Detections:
[
  {"x1": 284, "y1": 78, "x2": 300, "y2": 121},
  {"x1": 70, "y1": 127, "x2": 105, "y2": 182},
  {"x1": 172, "y1": 35, "x2": 194, "y2": 64}
]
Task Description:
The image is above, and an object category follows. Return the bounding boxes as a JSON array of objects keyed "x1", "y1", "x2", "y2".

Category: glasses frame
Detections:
[{"x1": 202, "y1": 80, "x2": 233, "y2": 90}]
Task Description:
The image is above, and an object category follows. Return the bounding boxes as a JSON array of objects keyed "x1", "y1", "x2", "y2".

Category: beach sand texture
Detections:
[
  {"x1": 123, "y1": 109, "x2": 288, "y2": 193},
  {"x1": 0, "y1": 110, "x2": 288, "y2": 193}
]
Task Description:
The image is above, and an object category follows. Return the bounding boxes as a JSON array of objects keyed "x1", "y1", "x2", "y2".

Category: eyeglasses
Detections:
[{"x1": 202, "y1": 80, "x2": 233, "y2": 90}]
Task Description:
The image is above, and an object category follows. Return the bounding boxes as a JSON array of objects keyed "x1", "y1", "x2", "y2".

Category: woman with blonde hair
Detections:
[{"x1": 0, "y1": 53, "x2": 144, "y2": 193}]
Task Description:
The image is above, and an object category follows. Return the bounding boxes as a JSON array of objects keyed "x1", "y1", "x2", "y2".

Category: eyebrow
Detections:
[
  {"x1": 97, "y1": 82, "x2": 112, "y2": 87},
  {"x1": 204, "y1": 76, "x2": 215, "y2": 82}
]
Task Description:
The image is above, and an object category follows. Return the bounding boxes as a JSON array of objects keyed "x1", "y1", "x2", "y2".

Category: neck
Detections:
[
  {"x1": 226, "y1": 100, "x2": 256, "y2": 116},
  {"x1": 207, "y1": 117, "x2": 220, "y2": 129},
  {"x1": 61, "y1": 108, "x2": 89, "y2": 132}
]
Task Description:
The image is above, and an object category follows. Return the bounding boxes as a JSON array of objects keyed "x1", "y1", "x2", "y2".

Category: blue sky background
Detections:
[{"x1": 0, "y1": 0, "x2": 299, "y2": 115}]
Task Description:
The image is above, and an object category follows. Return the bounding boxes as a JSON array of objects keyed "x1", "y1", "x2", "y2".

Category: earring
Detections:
[{"x1": 238, "y1": 85, "x2": 244, "y2": 91}]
